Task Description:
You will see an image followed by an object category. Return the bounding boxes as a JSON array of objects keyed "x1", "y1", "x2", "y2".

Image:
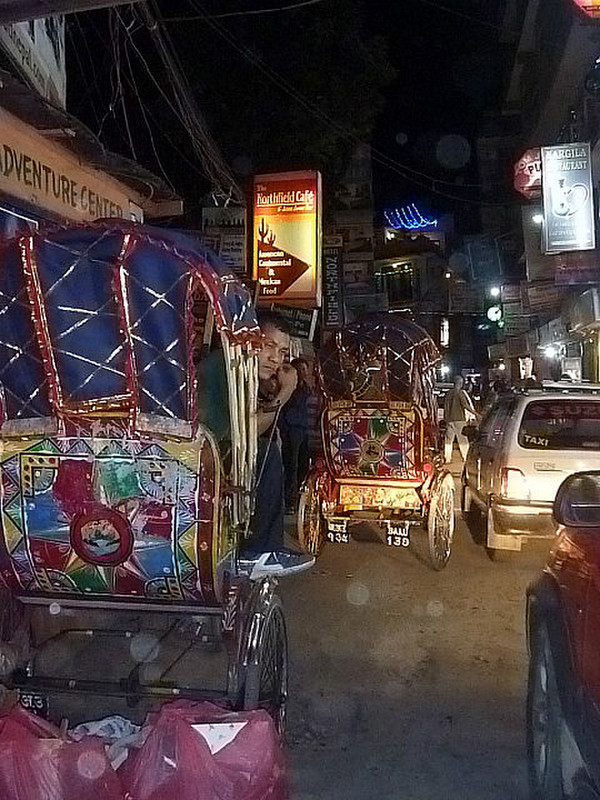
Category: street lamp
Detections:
[{"x1": 489, "y1": 286, "x2": 501, "y2": 298}]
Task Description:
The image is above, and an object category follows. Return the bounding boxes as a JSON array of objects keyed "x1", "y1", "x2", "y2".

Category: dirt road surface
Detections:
[{"x1": 281, "y1": 476, "x2": 550, "y2": 800}]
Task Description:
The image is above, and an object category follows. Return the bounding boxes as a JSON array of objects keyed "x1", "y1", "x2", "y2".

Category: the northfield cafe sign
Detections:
[
  {"x1": 252, "y1": 170, "x2": 321, "y2": 305},
  {"x1": 0, "y1": 108, "x2": 141, "y2": 222}
]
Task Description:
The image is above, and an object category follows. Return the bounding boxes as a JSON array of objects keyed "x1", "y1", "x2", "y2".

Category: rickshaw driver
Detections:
[{"x1": 239, "y1": 310, "x2": 316, "y2": 579}]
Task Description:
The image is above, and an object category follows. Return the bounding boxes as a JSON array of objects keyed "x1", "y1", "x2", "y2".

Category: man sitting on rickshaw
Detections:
[{"x1": 197, "y1": 310, "x2": 315, "y2": 579}]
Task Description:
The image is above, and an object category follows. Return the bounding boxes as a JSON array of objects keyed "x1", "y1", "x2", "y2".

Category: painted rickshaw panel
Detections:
[
  {"x1": 317, "y1": 317, "x2": 440, "y2": 512},
  {"x1": 0, "y1": 221, "x2": 259, "y2": 608}
]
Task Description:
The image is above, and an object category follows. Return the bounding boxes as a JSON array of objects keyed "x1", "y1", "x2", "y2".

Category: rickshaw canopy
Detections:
[
  {"x1": 0, "y1": 220, "x2": 259, "y2": 426},
  {"x1": 318, "y1": 315, "x2": 440, "y2": 421}
]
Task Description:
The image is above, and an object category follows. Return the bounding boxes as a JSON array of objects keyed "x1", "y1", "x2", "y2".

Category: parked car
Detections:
[
  {"x1": 461, "y1": 382, "x2": 600, "y2": 558},
  {"x1": 526, "y1": 470, "x2": 600, "y2": 800}
]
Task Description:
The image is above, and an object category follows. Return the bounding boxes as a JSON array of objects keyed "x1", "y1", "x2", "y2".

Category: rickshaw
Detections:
[
  {"x1": 297, "y1": 316, "x2": 455, "y2": 570},
  {"x1": 0, "y1": 221, "x2": 288, "y2": 731}
]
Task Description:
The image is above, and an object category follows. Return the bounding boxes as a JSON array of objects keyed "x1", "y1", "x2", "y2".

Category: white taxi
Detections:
[{"x1": 461, "y1": 382, "x2": 600, "y2": 558}]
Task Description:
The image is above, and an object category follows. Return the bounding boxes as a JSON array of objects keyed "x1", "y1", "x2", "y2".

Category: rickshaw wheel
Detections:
[
  {"x1": 297, "y1": 474, "x2": 326, "y2": 557},
  {"x1": 242, "y1": 600, "x2": 289, "y2": 736},
  {"x1": 427, "y1": 473, "x2": 455, "y2": 570}
]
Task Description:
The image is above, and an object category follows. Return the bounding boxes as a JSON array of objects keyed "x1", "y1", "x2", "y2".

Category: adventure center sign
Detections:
[
  {"x1": 252, "y1": 170, "x2": 322, "y2": 306},
  {"x1": 0, "y1": 107, "x2": 143, "y2": 222}
]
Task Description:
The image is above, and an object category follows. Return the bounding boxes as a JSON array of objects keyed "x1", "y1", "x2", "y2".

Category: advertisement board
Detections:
[
  {"x1": 252, "y1": 170, "x2": 321, "y2": 306},
  {"x1": 541, "y1": 143, "x2": 595, "y2": 254},
  {"x1": 322, "y1": 236, "x2": 344, "y2": 329}
]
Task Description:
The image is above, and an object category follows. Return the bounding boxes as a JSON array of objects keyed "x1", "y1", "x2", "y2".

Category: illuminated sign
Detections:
[
  {"x1": 252, "y1": 170, "x2": 321, "y2": 306},
  {"x1": 541, "y1": 142, "x2": 595, "y2": 254},
  {"x1": 384, "y1": 204, "x2": 437, "y2": 230},
  {"x1": 513, "y1": 148, "x2": 541, "y2": 200},
  {"x1": 572, "y1": 0, "x2": 600, "y2": 17}
]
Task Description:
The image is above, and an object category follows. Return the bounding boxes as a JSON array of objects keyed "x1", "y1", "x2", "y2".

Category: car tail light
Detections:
[{"x1": 500, "y1": 467, "x2": 531, "y2": 500}]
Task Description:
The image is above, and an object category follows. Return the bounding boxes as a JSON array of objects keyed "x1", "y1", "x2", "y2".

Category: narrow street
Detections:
[{"x1": 282, "y1": 472, "x2": 550, "y2": 800}]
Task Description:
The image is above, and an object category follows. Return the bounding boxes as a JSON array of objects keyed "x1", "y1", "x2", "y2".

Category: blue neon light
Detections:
[{"x1": 384, "y1": 204, "x2": 438, "y2": 230}]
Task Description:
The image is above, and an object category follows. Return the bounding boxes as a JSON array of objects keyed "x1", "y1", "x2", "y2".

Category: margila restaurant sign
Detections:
[{"x1": 252, "y1": 170, "x2": 322, "y2": 306}]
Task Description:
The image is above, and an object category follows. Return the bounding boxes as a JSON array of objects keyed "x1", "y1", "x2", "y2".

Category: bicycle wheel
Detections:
[
  {"x1": 242, "y1": 600, "x2": 288, "y2": 736},
  {"x1": 427, "y1": 473, "x2": 455, "y2": 570}
]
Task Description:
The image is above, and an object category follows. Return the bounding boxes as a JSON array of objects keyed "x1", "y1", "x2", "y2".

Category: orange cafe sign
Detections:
[
  {"x1": 0, "y1": 107, "x2": 144, "y2": 222},
  {"x1": 572, "y1": 0, "x2": 600, "y2": 16},
  {"x1": 252, "y1": 170, "x2": 322, "y2": 306}
]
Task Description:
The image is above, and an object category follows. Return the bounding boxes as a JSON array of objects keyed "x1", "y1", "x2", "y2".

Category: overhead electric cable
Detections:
[
  {"x1": 164, "y1": 0, "x2": 328, "y2": 22},
  {"x1": 134, "y1": 0, "x2": 243, "y2": 203},
  {"x1": 187, "y1": 1, "x2": 512, "y2": 206}
]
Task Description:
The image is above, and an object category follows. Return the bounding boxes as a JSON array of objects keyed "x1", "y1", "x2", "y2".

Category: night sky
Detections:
[{"x1": 67, "y1": 0, "x2": 510, "y2": 228}]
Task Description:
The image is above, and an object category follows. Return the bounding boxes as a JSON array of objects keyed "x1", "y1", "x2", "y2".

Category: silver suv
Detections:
[{"x1": 461, "y1": 382, "x2": 600, "y2": 557}]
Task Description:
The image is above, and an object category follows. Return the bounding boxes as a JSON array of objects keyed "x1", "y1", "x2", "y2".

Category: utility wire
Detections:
[
  {"x1": 187, "y1": 0, "x2": 513, "y2": 206},
  {"x1": 135, "y1": 0, "x2": 243, "y2": 203},
  {"x1": 118, "y1": 8, "x2": 176, "y2": 190},
  {"x1": 164, "y1": 0, "x2": 328, "y2": 22}
]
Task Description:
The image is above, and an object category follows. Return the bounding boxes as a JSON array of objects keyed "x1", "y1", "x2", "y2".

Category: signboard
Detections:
[
  {"x1": 541, "y1": 143, "x2": 595, "y2": 254},
  {"x1": 572, "y1": 0, "x2": 600, "y2": 17},
  {"x1": 0, "y1": 17, "x2": 66, "y2": 107},
  {"x1": 513, "y1": 148, "x2": 541, "y2": 200},
  {"x1": 322, "y1": 236, "x2": 344, "y2": 329},
  {"x1": 555, "y1": 249, "x2": 600, "y2": 285},
  {"x1": 0, "y1": 107, "x2": 143, "y2": 222},
  {"x1": 252, "y1": 170, "x2": 321, "y2": 306},
  {"x1": 270, "y1": 304, "x2": 319, "y2": 340},
  {"x1": 525, "y1": 280, "x2": 565, "y2": 311}
]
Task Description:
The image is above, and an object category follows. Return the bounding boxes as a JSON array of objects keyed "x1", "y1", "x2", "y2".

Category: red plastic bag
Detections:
[
  {"x1": 0, "y1": 705, "x2": 125, "y2": 800},
  {"x1": 121, "y1": 701, "x2": 289, "y2": 800}
]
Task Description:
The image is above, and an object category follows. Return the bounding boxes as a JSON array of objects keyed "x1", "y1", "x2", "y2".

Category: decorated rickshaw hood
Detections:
[
  {"x1": 0, "y1": 220, "x2": 259, "y2": 425},
  {"x1": 318, "y1": 315, "x2": 440, "y2": 420}
]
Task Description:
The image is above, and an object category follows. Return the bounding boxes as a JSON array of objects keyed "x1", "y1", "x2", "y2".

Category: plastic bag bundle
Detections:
[
  {"x1": 0, "y1": 705, "x2": 124, "y2": 800},
  {"x1": 121, "y1": 700, "x2": 289, "y2": 800}
]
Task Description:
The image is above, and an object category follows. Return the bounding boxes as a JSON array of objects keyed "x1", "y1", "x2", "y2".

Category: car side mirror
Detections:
[
  {"x1": 554, "y1": 471, "x2": 600, "y2": 527},
  {"x1": 462, "y1": 424, "x2": 479, "y2": 443}
]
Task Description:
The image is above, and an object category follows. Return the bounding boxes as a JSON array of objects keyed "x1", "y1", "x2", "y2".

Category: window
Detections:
[
  {"x1": 479, "y1": 399, "x2": 516, "y2": 446},
  {"x1": 518, "y1": 400, "x2": 600, "y2": 450}
]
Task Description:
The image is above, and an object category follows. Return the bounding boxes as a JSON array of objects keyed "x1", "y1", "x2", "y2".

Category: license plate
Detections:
[
  {"x1": 18, "y1": 691, "x2": 49, "y2": 718},
  {"x1": 327, "y1": 531, "x2": 350, "y2": 544}
]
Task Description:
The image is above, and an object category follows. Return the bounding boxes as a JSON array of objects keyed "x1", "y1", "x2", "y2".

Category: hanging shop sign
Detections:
[
  {"x1": 541, "y1": 142, "x2": 595, "y2": 254},
  {"x1": 252, "y1": 170, "x2": 322, "y2": 306},
  {"x1": 572, "y1": 0, "x2": 600, "y2": 17},
  {"x1": 513, "y1": 148, "x2": 541, "y2": 201},
  {"x1": 0, "y1": 107, "x2": 144, "y2": 222},
  {"x1": 322, "y1": 235, "x2": 344, "y2": 329}
]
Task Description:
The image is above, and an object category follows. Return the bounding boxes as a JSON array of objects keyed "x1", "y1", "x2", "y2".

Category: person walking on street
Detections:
[{"x1": 444, "y1": 374, "x2": 479, "y2": 462}]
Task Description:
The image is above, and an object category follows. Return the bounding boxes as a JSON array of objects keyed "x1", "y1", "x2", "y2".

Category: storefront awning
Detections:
[
  {"x1": 0, "y1": 1, "x2": 141, "y2": 24},
  {"x1": 0, "y1": 68, "x2": 182, "y2": 218}
]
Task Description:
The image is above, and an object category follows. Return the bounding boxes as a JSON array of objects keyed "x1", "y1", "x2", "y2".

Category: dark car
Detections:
[{"x1": 526, "y1": 470, "x2": 600, "y2": 800}]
